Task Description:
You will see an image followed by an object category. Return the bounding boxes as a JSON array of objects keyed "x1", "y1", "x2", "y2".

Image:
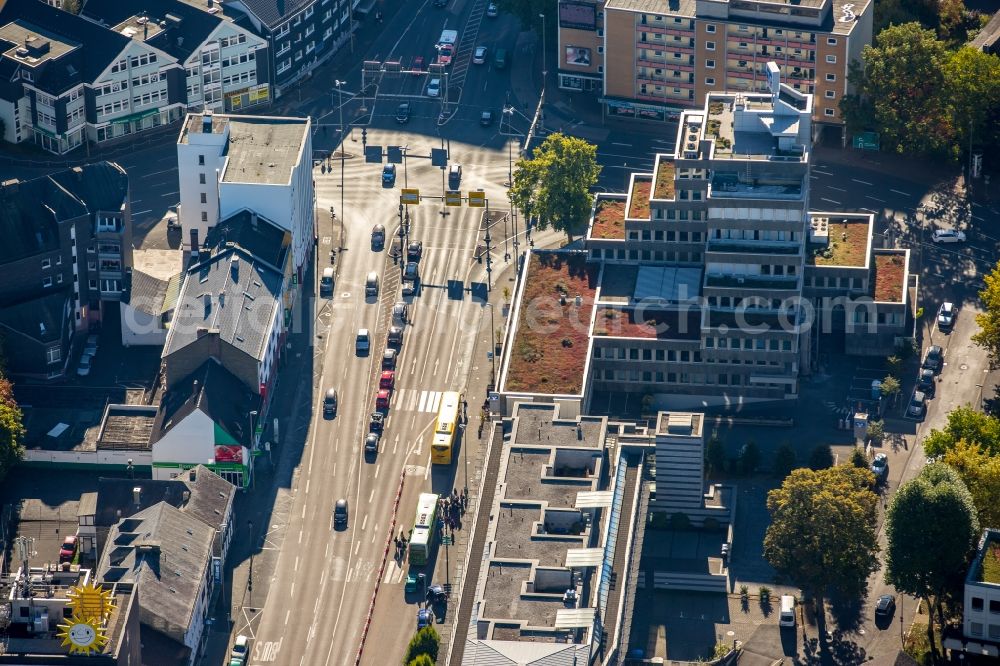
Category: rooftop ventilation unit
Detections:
[{"x1": 809, "y1": 216, "x2": 829, "y2": 244}]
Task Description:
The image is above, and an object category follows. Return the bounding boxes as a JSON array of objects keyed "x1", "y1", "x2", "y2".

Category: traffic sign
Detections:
[
  {"x1": 852, "y1": 131, "x2": 879, "y2": 151},
  {"x1": 400, "y1": 188, "x2": 420, "y2": 205},
  {"x1": 468, "y1": 190, "x2": 485, "y2": 208},
  {"x1": 430, "y1": 148, "x2": 448, "y2": 167},
  {"x1": 364, "y1": 145, "x2": 382, "y2": 163},
  {"x1": 387, "y1": 146, "x2": 403, "y2": 164},
  {"x1": 445, "y1": 190, "x2": 462, "y2": 206}
]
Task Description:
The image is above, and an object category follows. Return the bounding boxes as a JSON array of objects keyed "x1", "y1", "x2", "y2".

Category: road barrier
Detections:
[{"x1": 355, "y1": 469, "x2": 406, "y2": 665}]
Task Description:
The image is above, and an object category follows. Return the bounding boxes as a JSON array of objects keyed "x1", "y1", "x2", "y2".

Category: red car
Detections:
[
  {"x1": 375, "y1": 389, "x2": 391, "y2": 410},
  {"x1": 412, "y1": 56, "x2": 424, "y2": 74},
  {"x1": 59, "y1": 535, "x2": 78, "y2": 562},
  {"x1": 437, "y1": 45, "x2": 453, "y2": 66},
  {"x1": 379, "y1": 370, "x2": 395, "y2": 391}
]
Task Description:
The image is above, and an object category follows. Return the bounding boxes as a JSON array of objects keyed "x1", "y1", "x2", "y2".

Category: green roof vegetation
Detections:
[
  {"x1": 628, "y1": 178, "x2": 651, "y2": 220},
  {"x1": 590, "y1": 198, "x2": 627, "y2": 239}
]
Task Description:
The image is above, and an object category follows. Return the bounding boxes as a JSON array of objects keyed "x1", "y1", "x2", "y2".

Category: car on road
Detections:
[
  {"x1": 403, "y1": 262, "x2": 419, "y2": 282},
  {"x1": 84, "y1": 334, "x2": 99, "y2": 357},
  {"x1": 59, "y1": 535, "x2": 77, "y2": 562},
  {"x1": 372, "y1": 224, "x2": 385, "y2": 248},
  {"x1": 379, "y1": 370, "x2": 395, "y2": 391},
  {"x1": 77, "y1": 353, "x2": 93, "y2": 377},
  {"x1": 407, "y1": 241, "x2": 423, "y2": 262},
  {"x1": 473, "y1": 45, "x2": 488, "y2": 64},
  {"x1": 388, "y1": 325, "x2": 404, "y2": 347},
  {"x1": 870, "y1": 453, "x2": 888, "y2": 484},
  {"x1": 365, "y1": 271, "x2": 379, "y2": 297},
  {"x1": 874, "y1": 594, "x2": 896, "y2": 620},
  {"x1": 370, "y1": 411, "x2": 384, "y2": 433},
  {"x1": 395, "y1": 103, "x2": 410, "y2": 123},
  {"x1": 382, "y1": 348, "x2": 397, "y2": 370},
  {"x1": 917, "y1": 368, "x2": 936, "y2": 397},
  {"x1": 402, "y1": 278, "x2": 417, "y2": 297},
  {"x1": 365, "y1": 432, "x2": 380, "y2": 455},
  {"x1": 334, "y1": 499, "x2": 349, "y2": 528},
  {"x1": 382, "y1": 163, "x2": 396, "y2": 186},
  {"x1": 231, "y1": 635, "x2": 249, "y2": 664},
  {"x1": 448, "y1": 163, "x2": 462, "y2": 188},
  {"x1": 480, "y1": 110, "x2": 493, "y2": 126},
  {"x1": 493, "y1": 48, "x2": 508, "y2": 69},
  {"x1": 411, "y1": 56, "x2": 424, "y2": 73},
  {"x1": 417, "y1": 608, "x2": 433, "y2": 629},
  {"x1": 356, "y1": 329, "x2": 370, "y2": 355},
  {"x1": 426, "y1": 78, "x2": 441, "y2": 97},
  {"x1": 323, "y1": 388, "x2": 338, "y2": 417},
  {"x1": 376, "y1": 389, "x2": 391, "y2": 410},
  {"x1": 486, "y1": 2, "x2": 498, "y2": 17},
  {"x1": 908, "y1": 390, "x2": 927, "y2": 418},
  {"x1": 938, "y1": 302, "x2": 955, "y2": 330},
  {"x1": 922, "y1": 345, "x2": 943, "y2": 372},
  {"x1": 932, "y1": 228, "x2": 966, "y2": 243},
  {"x1": 434, "y1": 0, "x2": 447, "y2": 6},
  {"x1": 392, "y1": 301, "x2": 408, "y2": 327},
  {"x1": 436, "y1": 45, "x2": 454, "y2": 66}
]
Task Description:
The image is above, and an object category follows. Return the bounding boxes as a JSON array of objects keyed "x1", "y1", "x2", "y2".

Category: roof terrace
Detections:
[{"x1": 593, "y1": 307, "x2": 701, "y2": 340}]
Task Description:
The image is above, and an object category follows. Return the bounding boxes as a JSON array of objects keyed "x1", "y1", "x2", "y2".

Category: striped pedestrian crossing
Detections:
[{"x1": 395, "y1": 389, "x2": 444, "y2": 413}]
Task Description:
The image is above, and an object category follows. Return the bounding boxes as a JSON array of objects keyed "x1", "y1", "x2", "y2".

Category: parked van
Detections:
[
  {"x1": 779, "y1": 595, "x2": 796, "y2": 628},
  {"x1": 321, "y1": 267, "x2": 335, "y2": 295},
  {"x1": 494, "y1": 48, "x2": 508, "y2": 69}
]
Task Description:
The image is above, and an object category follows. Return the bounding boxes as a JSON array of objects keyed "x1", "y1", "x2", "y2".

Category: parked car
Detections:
[
  {"x1": 376, "y1": 389, "x2": 391, "y2": 410},
  {"x1": 365, "y1": 432, "x2": 380, "y2": 455},
  {"x1": 365, "y1": 271, "x2": 379, "y2": 297},
  {"x1": 403, "y1": 262, "x2": 419, "y2": 282},
  {"x1": 231, "y1": 635, "x2": 250, "y2": 664},
  {"x1": 448, "y1": 164, "x2": 462, "y2": 188},
  {"x1": 334, "y1": 499, "x2": 349, "y2": 528},
  {"x1": 938, "y1": 302, "x2": 955, "y2": 330},
  {"x1": 387, "y1": 326, "x2": 404, "y2": 347},
  {"x1": 874, "y1": 594, "x2": 896, "y2": 619},
  {"x1": 395, "y1": 103, "x2": 410, "y2": 123},
  {"x1": 908, "y1": 390, "x2": 927, "y2": 417},
  {"x1": 84, "y1": 334, "x2": 99, "y2": 357},
  {"x1": 407, "y1": 241, "x2": 423, "y2": 262},
  {"x1": 473, "y1": 45, "x2": 488, "y2": 64},
  {"x1": 480, "y1": 110, "x2": 493, "y2": 126},
  {"x1": 379, "y1": 370, "x2": 395, "y2": 391},
  {"x1": 356, "y1": 329, "x2": 371, "y2": 355},
  {"x1": 382, "y1": 163, "x2": 396, "y2": 186},
  {"x1": 917, "y1": 368, "x2": 936, "y2": 397},
  {"x1": 486, "y1": 2, "x2": 498, "y2": 17},
  {"x1": 493, "y1": 48, "x2": 508, "y2": 69},
  {"x1": 59, "y1": 535, "x2": 78, "y2": 562},
  {"x1": 426, "y1": 78, "x2": 441, "y2": 97},
  {"x1": 870, "y1": 453, "x2": 888, "y2": 483},
  {"x1": 371, "y1": 224, "x2": 386, "y2": 248},
  {"x1": 323, "y1": 388, "x2": 338, "y2": 417},
  {"x1": 321, "y1": 267, "x2": 335, "y2": 295},
  {"x1": 382, "y1": 348, "x2": 397, "y2": 370},
  {"x1": 76, "y1": 353, "x2": 94, "y2": 377},
  {"x1": 922, "y1": 345, "x2": 943, "y2": 372},
  {"x1": 932, "y1": 229, "x2": 966, "y2": 243}
]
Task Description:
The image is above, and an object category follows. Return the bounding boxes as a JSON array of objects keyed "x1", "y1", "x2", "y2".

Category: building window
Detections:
[
  {"x1": 825, "y1": 73, "x2": 836, "y2": 83},
  {"x1": 198, "y1": 154, "x2": 205, "y2": 165},
  {"x1": 46, "y1": 346, "x2": 61, "y2": 364},
  {"x1": 705, "y1": 77, "x2": 715, "y2": 85},
  {"x1": 991, "y1": 599, "x2": 1000, "y2": 614},
  {"x1": 825, "y1": 90, "x2": 836, "y2": 99},
  {"x1": 827, "y1": 37, "x2": 837, "y2": 46},
  {"x1": 199, "y1": 173, "x2": 206, "y2": 184},
  {"x1": 201, "y1": 211, "x2": 208, "y2": 222},
  {"x1": 42, "y1": 258, "x2": 51, "y2": 269},
  {"x1": 705, "y1": 59, "x2": 715, "y2": 68},
  {"x1": 991, "y1": 624, "x2": 1000, "y2": 640},
  {"x1": 971, "y1": 622, "x2": 984, "y2": 636},
  {"x1": 824, "y1": 108, "x2": 835, "y2": 117},
  {"x1": 973, "y1": 597, "x2": 985, "y2": 611},
  {"x1": 705, "y1": 24, "x2": 716, "y2": 33},
  {"x1": 825, "y1": 54, "x2": 837, "y2": 64},
  {"x1": 43, "y1": 277, "x2": 53, "y2": 287},
  {"x1": 200, "y1": 193, "x2": 208, "y2": 204},
  {"x1": 705, "y1": 41, "x2": 715, "y2": 51}
]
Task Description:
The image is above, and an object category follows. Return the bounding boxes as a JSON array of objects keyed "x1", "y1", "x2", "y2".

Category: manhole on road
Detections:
[{"x1": 960, "y1": 364, "x2": 969, "y2": 370}]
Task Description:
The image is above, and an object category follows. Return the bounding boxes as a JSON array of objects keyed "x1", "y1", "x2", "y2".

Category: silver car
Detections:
[{"x1": 473, "y1": 46, "x2": 487, "y2": 64}]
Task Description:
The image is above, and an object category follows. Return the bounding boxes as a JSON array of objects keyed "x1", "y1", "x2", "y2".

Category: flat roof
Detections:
[
  {"x1": 98, "y1": 405, "x2": 157, "y2": 450},
  {"x1": 633, "y1": 265, "x2": 702, "y2": 302},
  {"x1": 111, "y1": 15, "x2": 166, "y2": 41},
  {"x1": 222, "y1": 117, "x2": 309, "y2": 185},
  {"x1": 0, "y1": 20, "x2": 77, "y2": 66},
  {"x1": 872, "y1": 251, "x2": 907, "y2": 303},
  {"x1": 807, "y1": 213, "x2": 872, "y2": 267}
]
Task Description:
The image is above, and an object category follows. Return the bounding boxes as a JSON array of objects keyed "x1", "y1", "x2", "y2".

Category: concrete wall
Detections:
[
  {"x1": 152, "y1": 408, "x2": 216, "y2": 469},
  {"x1": 177, "y1": 119, "x2": 228, "y2": 251},
  {"x1": 22, "y1": 447, "x2": 152, "y2": 469}
]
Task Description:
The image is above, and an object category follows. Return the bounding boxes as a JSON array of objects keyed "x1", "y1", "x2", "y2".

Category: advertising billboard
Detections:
[
  {"x1": 559, "y1": 2, "x2": 597, "y2": 30},
  {"x1": 565, "y1": 46, "x2": 592, "y2": 67}
]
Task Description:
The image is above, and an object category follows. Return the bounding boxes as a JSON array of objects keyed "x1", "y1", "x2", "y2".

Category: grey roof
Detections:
[
  {"x1": 231, "y1": 0, "x2": 318, "y2": 29},
  {"x1": 206, "y1": 209, "x2": 290, "y2": 271},
  {"x1": 95, "y1": 464, "x2": 235, "y2": 536},
  {"x1": 633, "y1": 265, "x2": 703, "y2": 303},
  {"x1": 0, "y1": 288, "x2": 71, "y2": 344},
  {"x1": 0, "y1": 0, "x2": 131, "y2": 94},
  {"x1": 219, "y1": 116, "x2": 310, "y2": 185},
  {"x1": 97, "y1": 502, "x2": 214, "y2": 644},
  {"x1": 163, "y1": 244, "x2": 283, "y2": 362},
  {"x1": 125, "y1": 270, "x2": 171, "y2": 317},
  {"x1": 153, "y1": 359, "x2": 260, "y2": 448},
  {"x1": 970, "y1": 10, "x2": 1000, "y2": 52}
]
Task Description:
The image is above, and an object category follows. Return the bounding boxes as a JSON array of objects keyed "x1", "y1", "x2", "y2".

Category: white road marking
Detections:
[
  {"x1": 418, "y1": 390, "x2": 429, "y2": 412},
  {"x1": 301, "y1": 504, "x2": 306, "y2": 518},
  {"x1": 355, "y1": 541, "x2": 361, "y2": 555},
  {"x1": 295, "y1": 556, "x2": 299, "y2": 572},
  {"x1": 810, "y1": 175, "x2": 819, "y2": 180},
  {"x1": 852, "y1": 178, "x2": 874, "y2": 186},
  {"x1": 142, "y1": 167, "x2": 177, "y2": 178},
  {"x1": 813, "y1": 170, "x2": 833, "y2": 176},
  {"x1": 285, "y1": 610, "x2": 291, "y2": 625},
  {"x1": 828, "y1": 186, "x2": 847, "y2": 192},
  {"x1": 428, "y1": 391, "x2": 442, "y2": 413},
  {"x1": 890, "y1": 189, "x2": 910, "y2": 196},
  {"x1": 820, "y1": 197, "x2": 841, "y2": 205},
  {"x1": 290, "y1": 582, "x2": 295, "y2": 598},
  {"x1": 132, "y1": 209, "x2": 153, "y2": 216},
  {"x1": 371, "y1": 524, "x2": 379, "y2": 543},
  {"x1": 159, "y1": 190, "x2": 178, "y2": 198},
  {"x1": 305, "y1": 479, "x2": 310, "y2": 494},
  {"x1": 369, "y1": 489, "x2": 375, "y2": 503},
  {"x1": 298, "y1": 530, "x2": 303, "y2": 544},
  {"x1": 375, "y1": 463, "x2": 380, "y2": 479},
  {"x1": 865, "y1": 195, "x2": 886, "y2": 202},
  {"x1": 611, "y1": 142, "x2": 632, "y2": 147},
  {"x1": 361, "y1": 515, "x2": 368, "y2": 531},
  {"x1": 333, "y1": 462, "x2": 337, "y2": 477}
]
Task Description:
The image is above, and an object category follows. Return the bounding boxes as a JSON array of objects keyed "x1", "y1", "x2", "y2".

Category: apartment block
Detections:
[
  {"x1": 499, "y1": 65, "x2": 912, "y2": 415},
  {"x1": 557, "y1": 0, "x2": 872, "y2": 134},
  {"x1": 943, "y1": 529, "x2": 1000, "y2": 658}
]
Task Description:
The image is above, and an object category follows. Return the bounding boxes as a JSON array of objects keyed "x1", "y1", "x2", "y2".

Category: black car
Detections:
[
  {"x1": 917, "y1": 368, "x2": 936, "y2": 396},
  {"x1": 371, "y1": 224, "x2": 386, "y2": 248},
  {"x1": 334, "y1": 499, "x2": 349, "y2": 528},
  {"x1": 369, "y1": 411, "x2": 384, "y2": 433},
  {"x1": 407, "y1": 241, "x2": 423, "y2": 262},
  {"x1": 323, "y1": 388, "x2": 338, "y2": 417},
  {"x1": 403, "y1": 262, "x2": 419, "y2": 281},
  {"x1": 874, "y1": 594, "x2": 896, "y2": 619},
  {"x1": 480, "y1": 110, "x2": 493, "y2": 126},
  {"x1": 922, "y1": 345, "x2": 943, "y2": 372},
  {"x1": 395, "y1": 103, "x2": 410, "y2": 123}
]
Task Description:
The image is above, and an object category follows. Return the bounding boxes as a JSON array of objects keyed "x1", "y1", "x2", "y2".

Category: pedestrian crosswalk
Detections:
[{"x1": 395, "y1": 389, "x2": 444, "y2": 413}]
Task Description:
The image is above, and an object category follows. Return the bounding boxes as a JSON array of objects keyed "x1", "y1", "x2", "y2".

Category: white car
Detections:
[
  {"x1": 231, "y1": 635, "x2": 249, "y2": 664},
  {"x1": 76, "y1": 353, "x2": 93, "y2": 377},
  {"x1": 426, "y1": 78, "x2": 441, "y2": 97},
  {"x1": 938, "y1": 302, "x2": 955, "y2": 329},
  {"x1": 473, "y1": 46, "x2": 487, "y2": 65},
  {"x1": 932, "y1": 229, "x2": 966, "y2": 243},
  {"x1": 83, "y1": 334, "x2": 99, "y2": 357}
]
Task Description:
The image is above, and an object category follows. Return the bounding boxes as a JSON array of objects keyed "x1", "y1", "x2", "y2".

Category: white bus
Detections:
[{"x1": 409, "y1": 492, "x2": 439, "y2": 566}]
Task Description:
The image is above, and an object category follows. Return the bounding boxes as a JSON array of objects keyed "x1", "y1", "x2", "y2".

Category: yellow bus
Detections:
[{"x1": 430, "y1": 391, "x2": 461, "y2": 464}]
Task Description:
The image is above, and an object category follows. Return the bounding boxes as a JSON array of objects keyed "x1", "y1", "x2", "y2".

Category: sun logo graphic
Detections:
[{"x1": 56, "y1": 582, "x2": 115, "y2": 655}]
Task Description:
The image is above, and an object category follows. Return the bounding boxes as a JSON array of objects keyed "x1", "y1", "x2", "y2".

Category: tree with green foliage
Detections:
[
  {"x1": 704, "y1": 433, "x2": 726, "y2": 478},
  {"x1": 808, "y1": 444, "x2": 834, "y2": 470},
  {"x1": 406, "y1": 655, "x2": 435, "y2": 666},
  {"x1": 943, "y1": 48, "x2": 1000, "y2": 158},
  {"x1": 764, "y1": 466, "x2": 879, "y2": 650},
  {"x1": 403, "y1": 627, "x2": 440, "y2": 665},
  {"x1": 974, "y1": 261, "x2": 1000, "y2": 371},
  {"x1": 841, "y1": 23, "x2": 954, "y2": 157},
  {"x1": 772, "y1": 443, "x2": 796, "y2": 479},
  {"x1": 941, "y1": 440, "x2": 1000, "y2": 529},
  {"x1": 923, "y1": 406, "x2": 1000, "y2": 457},
  {"x1": 849, "y1": 446, "x2": 869, "y2": 469},
  {"x1": 872, "y1": 0, "x2": 939, "y2": 35},
  {"x1": 496, "y1": 0, "x2": 557, "y2": 34},
  {"x1": 880, "y1": 375, "x2": 900, "y2": 399},
  {"x1": 885, "y1": 463, "x2": 979, "y2": 660},
  {"x1": 510, "y1": 133, "x2": 601, "y2": 241},
  {"x1": 739, "y1": 440, "x2": 760, "y2": 476},
  {"x1": 0, "y1": 373, "x2": 25, "y2": 486},
  {"x1": 867, "y1": 419, "x2": 885, "y2": 446}
]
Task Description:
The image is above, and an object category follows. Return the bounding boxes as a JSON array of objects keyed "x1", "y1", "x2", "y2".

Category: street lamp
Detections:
[
  {"x1": 334, "y1": 80, "x2": 346, "y2": 251},
  {"x1": 539, "y1": 13, "x2": 547, "y2": 115},
  {"x1": 247, "y1": 520, "x2": 255, "y2": 607}
]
